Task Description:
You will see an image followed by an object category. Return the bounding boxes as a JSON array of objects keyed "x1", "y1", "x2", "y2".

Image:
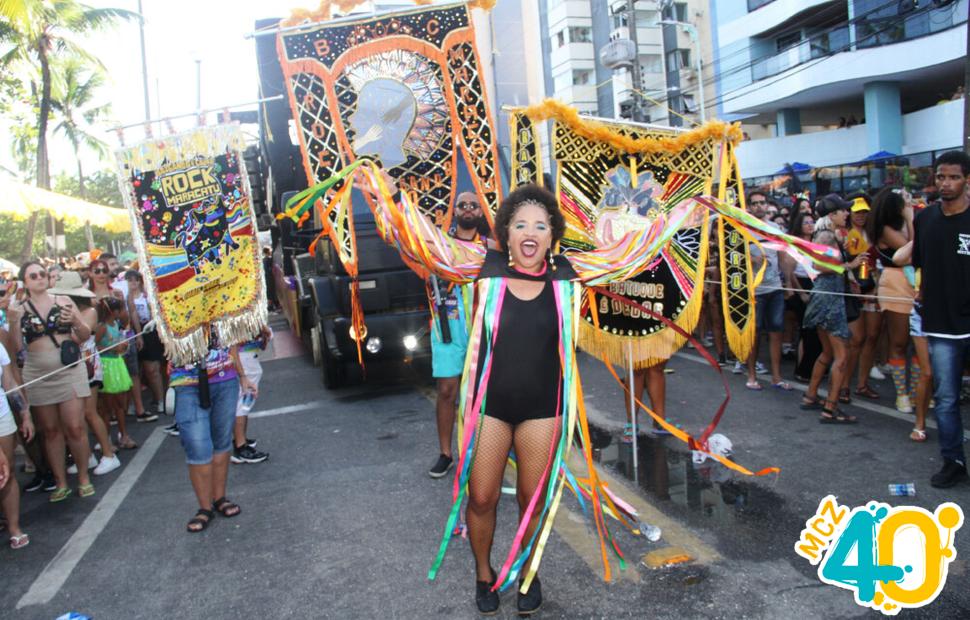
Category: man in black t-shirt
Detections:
[{"x1": 912, "y1": 150, "x2": 970, "y2": 488}]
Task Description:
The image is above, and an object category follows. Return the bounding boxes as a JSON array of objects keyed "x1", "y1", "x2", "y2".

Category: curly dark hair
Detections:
[
  {"x1": 492, "y1": 184, "x2": 565, "y2": 250},
  {"x1": 866, "y1": 187, "x2": 905, "y2": 244}
]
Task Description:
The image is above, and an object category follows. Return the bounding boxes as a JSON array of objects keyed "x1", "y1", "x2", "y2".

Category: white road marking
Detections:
[
  {"x1": 674, "y1": 350, "x2": 970, "y2": 440},
  {"x1": 248, "y1": 399, "x2": 329, "y2": 419},
  {"x1": 18, "y1": 428, "x2": 166, "y2": 609},
  {"x1": 17, "y1": 398, "x2": 329, "y2": 608}
]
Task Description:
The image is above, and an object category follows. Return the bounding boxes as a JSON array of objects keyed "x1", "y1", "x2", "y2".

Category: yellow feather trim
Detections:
[{"x1": 517, "y1": 99, "x2": 743, "y2": 155}]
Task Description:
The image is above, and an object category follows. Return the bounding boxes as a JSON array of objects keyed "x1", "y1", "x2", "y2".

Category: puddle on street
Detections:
[
  {"x1": 589, "y1": 423, "x2": 752, "y2": 528},
  {"x1": 586, "y1": 423, "x2": 807, "y2": 566}
]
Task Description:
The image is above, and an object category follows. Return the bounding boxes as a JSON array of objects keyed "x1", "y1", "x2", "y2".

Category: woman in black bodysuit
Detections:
[{"x1": 465, "y1": 186, "x2": 568, "y2": 615}]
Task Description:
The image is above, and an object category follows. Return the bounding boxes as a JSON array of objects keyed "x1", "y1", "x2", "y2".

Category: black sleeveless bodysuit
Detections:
[{"x1": 475, "y1": 250, "x2": 577, "y2": 425}]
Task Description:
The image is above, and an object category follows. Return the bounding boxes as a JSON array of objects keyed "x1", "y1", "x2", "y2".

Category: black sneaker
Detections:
[
  {"x1": 475, "y1": 568, "x2": 499, "y2": 615},
  {"x1": 717, "y1": 353, "x2": 727, "y2": 366},
  {"x1": 163, "y1": 423, "x2": 180, "y2": 437},
  {"x1": 245, "y1": 437, "x2": 258, "y2": 448},
  {"x1": 23, "y1": 473, "x2": 46, "y2": 493},
  {"x1": 930, "y1": 459, "x2": 969, "y2": 488},
  {"x1": 136, "y1": 412, "x2": 158, "y2": 423},
  {"x1": 517, "y1": 576, "x2": 542, "y2": 616},
  {"x1": 428, "y1": 454, "x2": 453, "y2": 479},
  {"x1": 42, "y1": 472, "x2": 57, "y2": 492},
  {"x1": 231, "y1": 444, "x2": 268, "y2": 464}
]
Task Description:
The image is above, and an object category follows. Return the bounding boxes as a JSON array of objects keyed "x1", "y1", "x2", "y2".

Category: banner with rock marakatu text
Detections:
[{"x1": 115, "y1": 124, "x2": 267, "y2": 366}]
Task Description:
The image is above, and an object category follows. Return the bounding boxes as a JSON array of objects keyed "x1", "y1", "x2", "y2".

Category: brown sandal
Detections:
[
  {"x1": 800, "y1": 394, "x2": 822, "y2": 410},
  {"x1": 213, "y1": 497, "x2": 241, "y2": 518},
  {"x1": 819, "y1": 403, "x2": 858, "y2": 424},
  {"x1": 854, "y1": 384, "x2": 880, "y2": 400},
  {"x1": 838, "y1": 388, "x2": 852, "y2": 404},
  {"x1": 187, "y1": 508, "x2": 213, "y2": 533}
]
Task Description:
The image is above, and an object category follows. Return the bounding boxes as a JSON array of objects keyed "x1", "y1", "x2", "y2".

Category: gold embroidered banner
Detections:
[
  {"x1": 277, "y1": 0, "x2": 502, "y2": 237},
  {"x1": 510, "y1": 101, "x2": 755, "y2": 366}
]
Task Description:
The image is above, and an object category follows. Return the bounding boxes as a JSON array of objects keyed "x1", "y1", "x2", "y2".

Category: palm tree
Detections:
[
  {"x1": 0, "y1": 0, "x2": 138, "y2": 260},
  {"x1": 52, "y1": 57, "x2": 111, "y2": 250}
]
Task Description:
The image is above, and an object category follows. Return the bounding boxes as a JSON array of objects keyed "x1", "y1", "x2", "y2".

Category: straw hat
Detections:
[{"x1": 48, "y1": 271, "x2": 96, "y2": 298}]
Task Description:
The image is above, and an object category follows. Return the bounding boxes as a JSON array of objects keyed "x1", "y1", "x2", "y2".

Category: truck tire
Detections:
[{"x1": 320, "y1": 330, "x2": 346, "y2": 389}]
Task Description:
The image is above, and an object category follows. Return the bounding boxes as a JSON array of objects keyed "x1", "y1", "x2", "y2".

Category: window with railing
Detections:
[{"x1": 750, "y1": 2, "x2": 964, "y2": 83}]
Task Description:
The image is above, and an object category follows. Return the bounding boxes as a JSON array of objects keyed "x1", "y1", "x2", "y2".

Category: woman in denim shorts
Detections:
[{"x1": 169, "y1": 336, "x2": 256, "y2": 532}]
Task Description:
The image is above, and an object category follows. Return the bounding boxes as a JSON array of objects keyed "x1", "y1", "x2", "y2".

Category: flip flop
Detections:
[
  {"x1": 745, "y1": 380, "x2": 763, "y2": 391},
  {"x1": 909, "y1": 428, "x2": 927, "y2": 442},
  {"x1": 772, "y1": 381, "x2": 793, "y2": 391},
  {"x1": 9, "y1": 533, "x2": 29, "y2": 549},
  {"x1": 49, "y1": 487, "x2": 72, "y2": 503},
  {"x1": 78, "y1": 483, "x2": 96, "y2": 498}
]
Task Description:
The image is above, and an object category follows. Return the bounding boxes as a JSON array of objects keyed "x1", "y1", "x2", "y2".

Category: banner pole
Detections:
[{"x1": 627, "y1": 341, "x2": 638, "y2": 485}]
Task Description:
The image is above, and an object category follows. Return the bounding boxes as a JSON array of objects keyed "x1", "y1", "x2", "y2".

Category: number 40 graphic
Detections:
[{"x1": 817, "y1": 501, "x2": 963, "y2": 615}]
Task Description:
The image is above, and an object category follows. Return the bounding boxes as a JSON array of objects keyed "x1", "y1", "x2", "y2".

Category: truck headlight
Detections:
[
  {"x1": 403, "y1": 334, "x2": 418, "y2": 351},
  {"x1": 365, "y1": 336, "x2": 382, "y2": 354},
  {"x1": 348, "y1": 324, "x2": 368, "y2": 341}
]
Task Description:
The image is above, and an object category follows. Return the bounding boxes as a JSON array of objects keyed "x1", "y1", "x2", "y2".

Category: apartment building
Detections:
[
  {"x1": 711, "y1": 0, "x2": 968, "y2": 192},
  {"x1": 534, "y1": 0, "x2": 716, "y2": 127}
]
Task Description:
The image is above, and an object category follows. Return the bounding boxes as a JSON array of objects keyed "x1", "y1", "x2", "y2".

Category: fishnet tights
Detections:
[{"x1": 466, "y1": 415, "x2": 560, "y2": 582}]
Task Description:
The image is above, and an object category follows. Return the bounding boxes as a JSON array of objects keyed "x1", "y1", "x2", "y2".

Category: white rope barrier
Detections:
[
  {"x1": 699, "y1": 279, "x2": 916, "y2": 303},
  {"x1": 6, "y1": 321, "x2": 156, "y2": 397}
]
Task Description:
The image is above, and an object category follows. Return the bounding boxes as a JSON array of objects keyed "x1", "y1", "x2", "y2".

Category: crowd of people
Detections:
[
  {"x1": 2, "y1": 151, "x2": 967, "y2": 616},
  {"x1": 409, "y1": 153, "x2": 970, "y2": 614},
  {"x1": 692, "y1": 151, "x2": 970, "y2": 489},
  {"x1": 0, "y1": 251, "x2": 272, "y2": 550}
]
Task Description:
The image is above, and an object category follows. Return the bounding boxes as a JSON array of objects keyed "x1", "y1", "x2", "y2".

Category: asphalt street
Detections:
[{"x1": 2, "y1": 317, "x2": 968, "y2": 619}]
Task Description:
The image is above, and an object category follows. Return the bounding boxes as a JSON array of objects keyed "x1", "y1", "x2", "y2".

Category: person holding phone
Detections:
[{"x1": 10, "y1": 261, "x2": 93, "y2": 502}]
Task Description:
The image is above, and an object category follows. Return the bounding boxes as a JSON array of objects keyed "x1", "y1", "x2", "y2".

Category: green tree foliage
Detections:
[{"x1": 0, "y1": 0, "x2": 138, "y2": 259}]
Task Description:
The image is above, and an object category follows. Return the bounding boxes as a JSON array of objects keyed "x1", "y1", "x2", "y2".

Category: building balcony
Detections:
[
  {"x1": 722, "y1": 8, "x2": 967, "y2": 117},
  {"x1": 719, "y1": 0, "x2": 839, "y2": 47},
  {"x1": 547, "y1": 0, "x2": 592, "y2": 28},
  {"x1": 550, "y1": 41, "x2": 595, "y2": 72},
  {"x1": 735, "y1": 99, "x2": 964, "y2": 178}
]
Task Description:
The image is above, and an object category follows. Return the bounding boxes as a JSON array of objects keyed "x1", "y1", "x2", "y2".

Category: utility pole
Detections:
[
  {"x1": 195, "y1": 58, "x2": 202, "y2": 112},
  {"x1": 626, "y1": 0, "x2": 644, "y2": 122},
  {"x1": 658, "y1": 19, "x2": 705, "y2": 123},
  {"x1": 964, "y1": 18, "x2": 969, "y2": 152},
  {"x1": 137, "y1": 0, "x2": 151, "y2": 121}
]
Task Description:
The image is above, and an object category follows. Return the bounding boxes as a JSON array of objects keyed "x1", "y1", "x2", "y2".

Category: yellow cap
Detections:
[{"x1": 850, "y1": 197, "x2": 870, "y2": 212}]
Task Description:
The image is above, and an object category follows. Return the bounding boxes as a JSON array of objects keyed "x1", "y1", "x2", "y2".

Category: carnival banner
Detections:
[
  {"x1": 115, "y1": 124, "x2": 267, "y2": 366},
  {"x1": 511, "y1": 101, "x2": 755, "y2": 367},
  {"x1": 276, "y1": 0, "x2": 501, "y2": 245}
]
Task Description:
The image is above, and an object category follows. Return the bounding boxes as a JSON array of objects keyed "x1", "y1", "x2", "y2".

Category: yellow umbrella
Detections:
[{"x1": 0, "y1": 179, "x2": 131, "y2": 234}]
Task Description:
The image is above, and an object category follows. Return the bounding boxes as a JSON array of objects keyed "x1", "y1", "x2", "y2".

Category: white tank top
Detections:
[{"x1": 132, "y1": 294, "x2": 151, "y2": 324}]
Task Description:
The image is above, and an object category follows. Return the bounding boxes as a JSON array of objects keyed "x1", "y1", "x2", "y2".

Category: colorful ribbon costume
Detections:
[{"x1": 281, "y1": 159, "x2": 843, "y2": 594}]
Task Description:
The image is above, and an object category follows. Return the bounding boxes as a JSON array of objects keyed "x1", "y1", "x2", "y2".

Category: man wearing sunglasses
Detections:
[{"x1": 428, "y1": 192, "x2": 490, "y2": 478}]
